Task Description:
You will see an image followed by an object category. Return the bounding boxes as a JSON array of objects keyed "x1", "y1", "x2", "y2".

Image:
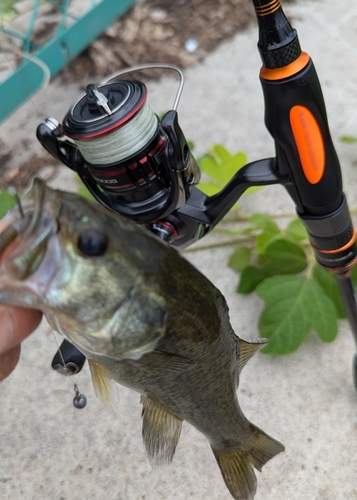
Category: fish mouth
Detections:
[{"x1": 0, "y1": 178, "x2": 58, "y2": 281}]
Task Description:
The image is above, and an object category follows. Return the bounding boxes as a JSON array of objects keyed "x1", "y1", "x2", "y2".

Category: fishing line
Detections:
[
  {"x1": 51, "y1": 330, "x2": 67, "y2": 368},
  {"x1": 51, "y1": 330, "x2": 87, "y2": 408},
  {"x1": 72, "y1": 99, "x2": 158, "y2": 165}
]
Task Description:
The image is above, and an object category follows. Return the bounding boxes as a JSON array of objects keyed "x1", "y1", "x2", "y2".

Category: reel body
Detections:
[{"x1": 37, "y1": 65, "x2": 201, "y2": 247}]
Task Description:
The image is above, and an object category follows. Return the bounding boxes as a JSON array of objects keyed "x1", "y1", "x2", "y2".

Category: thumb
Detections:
[{"x1": 0, "y1": 306, "x2": 42, "y2": 380}]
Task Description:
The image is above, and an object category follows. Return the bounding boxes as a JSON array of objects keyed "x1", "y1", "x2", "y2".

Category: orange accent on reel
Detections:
[
  {"x1": 254, "y1": 0, "x2": 281, "y2": 16},
  {"x1": 260, "y1": 52, "x2": 310, "y2": 81},
  {"x1": 312, "y1": 228, "x2": 357, "y2": 255},
  {"x1": 289, "y1": 105, "x2": 325, "y2": 184}
]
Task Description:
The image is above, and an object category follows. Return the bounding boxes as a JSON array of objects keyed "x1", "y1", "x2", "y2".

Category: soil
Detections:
[{"x1": 61, "y1": 0, "x2": 258, "y2": 83}]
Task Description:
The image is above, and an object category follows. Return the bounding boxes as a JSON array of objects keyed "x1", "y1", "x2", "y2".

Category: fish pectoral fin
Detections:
[
  {"x1": 88, "y1": 359, "x2": 119, "y2": 415},
  {"x1": 238, "y1": 338, "x2": 268, "y2": 374},
  {"x1": 134, "y1": 350, "x2": 193, "y2": 375},
  {"x1": 211, "y1": 425, "x2": 284, "y2": 500},
  {"x1": 141, "y1": 395, "x2": 182, "y2": 467}
]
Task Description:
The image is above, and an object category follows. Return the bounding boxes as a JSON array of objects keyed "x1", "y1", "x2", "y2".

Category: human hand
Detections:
[{"x1": 0, "y1": 219, "x2": 42, "y2": 380}]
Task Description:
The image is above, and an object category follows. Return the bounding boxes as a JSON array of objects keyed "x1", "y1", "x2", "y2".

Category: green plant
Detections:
[
  {"x1": 195, "y1": 143, "x2": 354, "y2": 356},
  {"x1": 227, "y1": 213, "x2": 349, "y2": 355},
  {"x1": 0, "y1": 188, "x2": 17, "y2": 218},
  {"x1": 1, "y1": 0, "x2": 19, "y2": 23},
  {"x1": 197, "y1": 144, "x2": 260, "y2": 197},
  {"x1": 340, "y1": 136, "x2": 357, "y2": 144},
  {"x1": 76, "y1": 176, "x2": 95, "y2": 200},
  {"x1": 198, "y1": 144, "x2": 247, "y2": 196}
]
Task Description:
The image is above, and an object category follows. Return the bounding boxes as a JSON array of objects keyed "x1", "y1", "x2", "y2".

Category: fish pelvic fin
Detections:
[
  {"x1": 211, "y1": 425, "x2": 284, "y2": 500},
  {"x1": 141, "y1": 395, "x2": 182, "y2": 467},
  {"x1": 238, "y1": 338, "x2": 268, "y2": 374},
  {"x1": 88, "y1": 359, "x2": 119, "y2": 415}
]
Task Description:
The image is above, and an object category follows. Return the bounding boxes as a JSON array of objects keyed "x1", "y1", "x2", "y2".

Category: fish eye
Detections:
[{"x1": 77, "y1": 228, "x2": 108, "y2": 257}]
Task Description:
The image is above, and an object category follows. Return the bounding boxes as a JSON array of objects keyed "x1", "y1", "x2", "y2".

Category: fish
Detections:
[{"x1": 0, "y1": 178, "x2": 284, "y2": 500}]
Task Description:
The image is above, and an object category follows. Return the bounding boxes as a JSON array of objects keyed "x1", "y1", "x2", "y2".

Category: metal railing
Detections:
[{"x1": 0, "y1": 0, "x2": 136, "y2": 123}]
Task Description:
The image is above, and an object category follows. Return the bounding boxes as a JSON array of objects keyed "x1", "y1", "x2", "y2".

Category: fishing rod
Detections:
[
  {"x1": 36, "y1": 1, "x2": 357, "y2": 392},
  {"x1": 249, "y1": 0, "x2": 357, "y2": 389}
]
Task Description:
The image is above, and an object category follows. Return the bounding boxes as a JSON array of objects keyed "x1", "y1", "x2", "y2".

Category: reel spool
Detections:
[{"x1": 37, "y1": 64, "x2": 200, "y2": 228}]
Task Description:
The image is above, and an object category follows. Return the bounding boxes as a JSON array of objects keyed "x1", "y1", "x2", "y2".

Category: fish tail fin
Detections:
[
  {"x1": 211, "y1": 425, "x2": 284, "y2": 500},
  {"x1": 212, "y1": 446, "x2": 257, "y2": 500},
  {"x1": 245, "y1": 423, "x2": 285, "y2": 472}
]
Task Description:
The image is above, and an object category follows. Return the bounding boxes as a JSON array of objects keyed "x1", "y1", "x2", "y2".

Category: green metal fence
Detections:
[{"x1": 0, "y1": 0, "x2": 136, "y2": 123}]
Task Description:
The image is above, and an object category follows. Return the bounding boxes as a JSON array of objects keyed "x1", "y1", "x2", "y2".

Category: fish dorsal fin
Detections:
[
  {"x1": 88, "y1": 359, "x2": 119, "y2": 415},
  {"x1": 239, "y1": 338, "x2": 268, "y2": 374},
  {"x1": 140, "y1": 395, "x2": 182, "y2": 467}
]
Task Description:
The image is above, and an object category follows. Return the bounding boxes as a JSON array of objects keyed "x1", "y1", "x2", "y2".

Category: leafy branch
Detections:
[
  {"x1": 227, "y1": 212, "x2": 349, "y2": 354},
  {"x1": 197, "y1": 144, "x2": 355, "y2": 356}
]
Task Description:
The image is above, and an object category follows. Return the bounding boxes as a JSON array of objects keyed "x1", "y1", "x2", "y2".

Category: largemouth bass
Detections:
[{"x1": 0, "y1": 178, "x2": 284, "y2": 500}]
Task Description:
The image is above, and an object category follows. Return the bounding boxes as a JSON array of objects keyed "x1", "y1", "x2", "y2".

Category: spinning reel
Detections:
[{"x1": 37, "y1": 64, "x2": 203, "y2": 249}]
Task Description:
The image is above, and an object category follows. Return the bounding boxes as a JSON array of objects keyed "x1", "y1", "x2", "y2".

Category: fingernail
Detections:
[
  {"x1": 0, "y1": 346, "x2": 20, "y2": 381},
  {"x1": 0, "y1": 306, "x2": 14, "y2": 353}
]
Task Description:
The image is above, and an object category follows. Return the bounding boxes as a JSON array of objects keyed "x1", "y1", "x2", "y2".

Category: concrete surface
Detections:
[{"x1": 1, "y1": 0, "x2": 357, "y2": 499}]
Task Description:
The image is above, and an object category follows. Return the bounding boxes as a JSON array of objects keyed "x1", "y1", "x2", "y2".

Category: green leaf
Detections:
[
  {"x1": 249, "y1": 213, "x2": 281, "y2": 253},
  {"x1": 211, "y1": 145, "x2": 247, "y2": 182},
  {"x1": 228, "y1": 247, "x2": 251, "y2": 271},
  {"x1": 225, "y1": 225, "x2": 256, "y2": 237},
  {"x1": 249, "y1": 212, "x2": 280, "y2": 231},
  {"x1": 286, "y1": 219, "x2": 308, "y2": 242},
  {"x1": 237, "y1": 265, "x2": 267, "y2": 294},
  {"x1": 1, "y1": 0, "x2": 18, "y2": 20},
  {"x1": 75, "y1": 175, "x2": 95, "y2": 200},
  {"x1": 199, "y1": 154, "x2": 225, "y2": 184},
  {"x1": 311, "y1": 265, "x2": 347, "y2": 319},
  {"x1": 187, "y1": 140, "x2": 195, "y2": 151},
  {"x1": 340, "y1": 135, "x2": 357, "y2": 144},
  {"x1": 199, "y1": 145, "x2": 247, "y2": 186},
  {"x1": 77, "y1": 184, "x2": 94, "y2": 200},
  {"x1": 236, "y1": 238, "x2": 307, "y2": 294},
  {"x1": 197, "y1": 182, "x2": 222, "y2": 196},
  {"x1": 257, "y1": 275, "x2": 338, "y2": 355},
  {"x1": 263, "y1": 238, "x2": 307, "y2": 276},
  {"x1": 0, "y1": 190, "x2": 17, "y2": 218},
  {"x1": 245, "y1": 186, "x2": 264, "y2": 194},
  {"x1": 214, "y1": 144, "x2": 233, "y2": 164}
]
